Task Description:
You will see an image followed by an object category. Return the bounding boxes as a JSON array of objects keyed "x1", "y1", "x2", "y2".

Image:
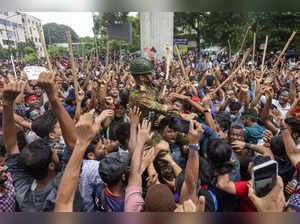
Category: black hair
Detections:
[
  {"x1": 119, "y1": 90, "x2": 129, "y2": 108},
  {"x1": 206, "y1": 75, "x2": 215, "y2": 86},
  {"x1": 31, "y1": 110, "x2": 57, "y2": 138},
  {"x1": 175, "y1": 157, "x2": 212, "y2": 197},
  {"x1": 18, "y1": 139, "x2": 52, "y2": 180},
  {"x1": 206, "y1": 139, "x2": 234, "y2": 175},
  {"x1": 65, "y1": 90, "x2": 76, "y2": 106},
  {"x1": 252, "y1": 155, "x2": 271, "y2": 167},
  {"x1": 158, "y1": 117, "x2": 174, "y2": 133},
  {"x1": 270, "y1": 135, "x2": 286, "y2": 158},
  {"x1": 84, "y1": 143, "x2": 96, "y2": 159},
  {"x1": 215, "y1": 112, "x2": 231, "y2": 131},
  {"x1": 242, "y1": 108, "x2": 258, "y2": 122},
  {"x1": 285, "y1": 117, "x2": 300, "y2": 135},
  {"x1": 174, "y1": 98, "x2": 191, "y2": 112},
  {"x1": 228, "y1": 124, "x2": 243, "y2": 136},
  {"x1": 229, "y1": 101, "x2": 242, "y2": 112},
  {"x1": 115, "y1": 123, "x2": 130, "y2": 147}
]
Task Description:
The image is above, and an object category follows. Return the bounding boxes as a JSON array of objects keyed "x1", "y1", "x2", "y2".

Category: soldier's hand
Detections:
[
  {"x1": 38, "y1": 72, "x2": 57, "y2": 99},
  {"x1": 3, "y1": 82, "x2": 22, "y2": 104}
]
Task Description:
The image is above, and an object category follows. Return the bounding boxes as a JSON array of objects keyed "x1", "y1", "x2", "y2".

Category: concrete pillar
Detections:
[{"x1": 140, "y1": 12, "x2": 173, "y2": 59}]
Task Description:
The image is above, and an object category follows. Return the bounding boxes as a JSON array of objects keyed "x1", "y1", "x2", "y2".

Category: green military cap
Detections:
[{"x1": 130, "y1": 57, "x2": 154, "y2": 75}]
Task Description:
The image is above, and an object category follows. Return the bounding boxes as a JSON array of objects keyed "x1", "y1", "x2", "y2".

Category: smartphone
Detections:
[
  {"x1": 252, "y1": 160, "x2": 278, "y2": 197},
  {"x1": 170, "y1": 117, "x2": 190, "y2": 134}
]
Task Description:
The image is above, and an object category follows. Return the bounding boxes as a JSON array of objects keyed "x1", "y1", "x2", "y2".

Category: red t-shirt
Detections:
[{"x1": 234, "y1": 181, "x2": 257, "y2": 212}]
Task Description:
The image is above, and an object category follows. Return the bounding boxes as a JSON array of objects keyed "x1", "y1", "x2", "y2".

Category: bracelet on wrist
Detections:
[
  {"x1": 280, "y1": 127, "x2": 288, "y2": 131},
  {"x1": 189, "y1": 144, "x2": 200, "y2": 151}
]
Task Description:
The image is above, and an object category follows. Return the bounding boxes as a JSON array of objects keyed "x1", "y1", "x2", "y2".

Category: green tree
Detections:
[
  {"x1": 0, "y1": 44, "x2": 10, "y2": 59},
  {"x1": 43, "y1": 23, "x2": 79, "y2": 46},
  {"x1": 93, "y1": 12, "x2": 140, "y2": 53},
  {"x1": 93, "y1": 12, "x2": 129, "y2": 35}
]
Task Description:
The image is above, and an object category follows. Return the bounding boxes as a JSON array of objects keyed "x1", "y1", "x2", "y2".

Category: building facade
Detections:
[
  {"x1": 21, "y1": 13, "x2": 45, "y2": 57},
  {"x1": 0, "y1": 10, "x2": 45, "y2": 57}
]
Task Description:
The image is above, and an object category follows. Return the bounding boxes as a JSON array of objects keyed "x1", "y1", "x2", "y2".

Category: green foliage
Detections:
[
  {"x1": 24, "y1": 46, "x2": 35, "y2": 55},
  {"x1": 93, "y1": 13, "x2": 140, "y2": 53},
  {"x1": 43, "y1": 23, "x2": 79, "y2": 45},
  {"x1": 0, "y1": 44, "x2": 10, "y2": 59},
  {"x1": 23, "y1": 53, "x2": 39, "y2": 65},
  {"x1": 93, "y1": 12, "x2": 129, "y2": 35},
  {"x1": 174, "y1": 12, "x2": 300, "y2": 52}
]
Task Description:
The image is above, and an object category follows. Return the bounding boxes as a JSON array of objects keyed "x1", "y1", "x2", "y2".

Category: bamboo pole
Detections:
[
  {"x1": 174, "y1": 44, "x2": 187, "y2": 80},
  {"x1": 228, "y1": 39, "x2": 232, "y2": 68},
  {"x1": 162, "y1": 44, "x2": 171, "y2": 96},
  {"x1": 211, "y1": 48, "x2": 251, "y2": 95},
  {"x1": 272, "y1": 31, "x2": 296, "y2": 74},
  {"x1": 66, "y1": 31, "x2": 79, "y2": 99},
  {"x1": 261, "y1": 35, "x2": 268, "y2": 72},
  {"x1": 232, "y1": 26, "x2": 251, "y2": 69},
  {"x1": 252, "y1": 32, "x2": 256, "y2": 67},
  {"x1": 37, "y1": 25, "x2": 54, "y2": 78}
]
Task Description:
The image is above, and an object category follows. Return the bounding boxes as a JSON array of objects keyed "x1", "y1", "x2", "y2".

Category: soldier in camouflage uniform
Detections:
[
  {"x1": 129, "y1": 57, "x2": 179, "y2": 147},
  {"x1": 129, "y1": 57, "x2": 178, "y2": 123}
]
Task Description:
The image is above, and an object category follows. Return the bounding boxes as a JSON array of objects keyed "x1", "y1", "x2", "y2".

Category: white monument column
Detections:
[{"x1": 140, "y1": 12, "x2": 174, "y2": 59}]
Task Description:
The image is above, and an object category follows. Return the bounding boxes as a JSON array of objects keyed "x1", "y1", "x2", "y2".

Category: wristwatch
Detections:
[
  {"x1": 203, "y1": 109, "x2": 211, "y2": 113},
  {"x1": 245, "y1": 143, "x2": 251, "y2": 149},
  {"x1": 189, "y1": 144, "x2": 200, "y2": 151}
]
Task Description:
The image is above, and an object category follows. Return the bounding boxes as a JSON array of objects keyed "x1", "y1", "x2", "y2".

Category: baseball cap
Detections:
[{"x1": 98, "y1": 151, "x2": 130, "y2": 184}]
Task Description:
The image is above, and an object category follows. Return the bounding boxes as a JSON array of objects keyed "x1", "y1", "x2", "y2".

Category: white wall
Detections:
[{"x1": 140, "y1": 12, "x2": 174, "y2": 60}]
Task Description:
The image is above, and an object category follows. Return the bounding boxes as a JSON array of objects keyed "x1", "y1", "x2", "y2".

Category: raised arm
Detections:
[
  {"x1": 2, "y1": 82, "x2": 22, "y2": 154},
  {"x1": 127, "y1": 120, "x2": 153, "y2": 188},
  {"x1": 179, "y1": 120, "x2": 204, "y2": 210},
  {"x1": 55, "y1": 109, "x2": 103, "y2": 212},
  {"x1": 274, "y1": 110, "x2": 300, "y2": 167},
  {"x1": 38, "y1": 72, "x2": 77, "y2": 150},
  {"x1": 286, "y1": 95, "x2": 300, "y2": 119}
]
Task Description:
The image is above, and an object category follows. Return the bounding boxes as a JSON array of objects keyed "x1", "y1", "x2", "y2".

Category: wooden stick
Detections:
[
  {"x1": 37, "y1": 25, "x2": 54, "y2": 78},
  {"x1": 272, "y1": 31, "x2": 297, "y2": 74},
  {"x1": 252, "y1": 32, "x2": 256, "y2": 67},
  {"x1": 162, "y1": 44, "x2": 171, "y2": 96},
  {"x1": 228, "y1": 39, "x2": 232, "y2": 68},
  {"x1": 174, "y1": 44, "x2": 187, "y2": 80},
  {"x1": 211, "y1": 48, "x2": 251, "y2": 95},
  {"x1": 261, "y1": 35, "x2": 268, "y2": 72},
  {"x1": 66, "y1": 31, "x2": 79, "y2": 99},
  {"x1": 233, "y1": 26, "x2": 251, "y2": 69},
  {"x1": 87, "y1": 48, "x2": 94, "y2": 72}
]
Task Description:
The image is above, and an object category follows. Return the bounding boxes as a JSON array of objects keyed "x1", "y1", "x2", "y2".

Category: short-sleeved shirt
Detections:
[
  {"x1": 5, "y1": 147, "x2": 84, "y2": 212},
  {"x1": 124, "y1": 186, "x2": 144, "y2": 212},
  {"x1": 234, "y1": 181, "x2": 257, "y2": 212}
]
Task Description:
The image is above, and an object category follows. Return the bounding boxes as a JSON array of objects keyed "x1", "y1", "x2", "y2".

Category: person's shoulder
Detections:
[{"x1": 82, "y1": 159, "x2": 100, "y2": 170}]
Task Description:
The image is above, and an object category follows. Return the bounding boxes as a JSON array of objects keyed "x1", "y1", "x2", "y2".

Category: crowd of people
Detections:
[{"x1": 0, "y1": 48, "x2": 300, "y2": 213}]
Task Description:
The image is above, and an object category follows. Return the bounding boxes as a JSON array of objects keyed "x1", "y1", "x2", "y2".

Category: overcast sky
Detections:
[{"x1": 23, "y1": 12, "x2": 137, "y2": 37}]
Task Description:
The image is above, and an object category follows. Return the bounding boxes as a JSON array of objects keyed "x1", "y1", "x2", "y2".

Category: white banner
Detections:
[{"x1": 23, "y1": 66, "x2": 48, "y2": 80}]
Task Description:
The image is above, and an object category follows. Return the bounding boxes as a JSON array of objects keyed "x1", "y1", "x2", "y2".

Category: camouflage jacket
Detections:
[{"x1": 129, "y1": 85, "x2": 179, "y2": 123}]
